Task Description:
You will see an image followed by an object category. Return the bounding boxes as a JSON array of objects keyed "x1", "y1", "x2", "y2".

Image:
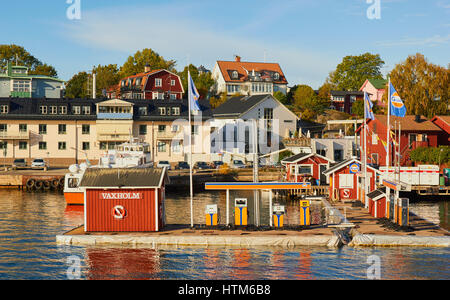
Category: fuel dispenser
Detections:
[
  {"x1": 272, "y1": 204, "x2": 285, "y2": 228},
  {"x1": 388, "y1": 193, "x2": 395, "y2": 221},
  {"x1": 299, "y1": 200, "x2": 311, "y2": 226},
  {"x1": 205, "y1": 204, "x2": 219, "y2": 226},
  {"x1": 235, "y1": 198, "x2": 248, "y2": 226},
  {"x1": 398, "y1": 198, "x2": 410, "y2": 227}
]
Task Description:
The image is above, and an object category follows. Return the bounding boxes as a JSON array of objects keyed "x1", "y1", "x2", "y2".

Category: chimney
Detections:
[
  {"x1": 144, "y1": 64, "x2": 151, "y2": 73},
  {"x1": 235, "y1": 55, "x2": 241, "y2": 62},
  {"x1": 415, "y1": 115, "x2": 421, "y2": 123}
]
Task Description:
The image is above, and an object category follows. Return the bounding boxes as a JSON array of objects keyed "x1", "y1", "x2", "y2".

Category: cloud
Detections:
[
  {"x1": 375, "y1": 34, "x2": 450, "y2": 47},
  {"x1": 60, "y1": 2, "x2": 333, "y2": 88}
]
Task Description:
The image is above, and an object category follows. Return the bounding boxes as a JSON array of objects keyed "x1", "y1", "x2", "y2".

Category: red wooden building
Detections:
[
  {"x1": 323, "y1": 158, "x2": 379, "y2": 201},
  {"x1": 281, "y1": 153, "x2": 334, "y2": 185},
  {"x1": 430, "y1": 115, "x2": 450, "y2": 146},
  {"x1": 107, "y1": 68, "x2": 184, "y2": 100},
  {"x1": 81, "y1": 168, "x2": 169, "y2": 232},
  {"x1": 359, "y1": 115, "x2": 444, "y2": 167},
  {"x1": 367, "y1": 188, "x2": 387, "y2": 219}
]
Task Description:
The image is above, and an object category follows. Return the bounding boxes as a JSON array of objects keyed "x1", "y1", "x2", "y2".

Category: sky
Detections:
[{"x1": 1, "y1": 0, "x2": 449, "y2": 89}]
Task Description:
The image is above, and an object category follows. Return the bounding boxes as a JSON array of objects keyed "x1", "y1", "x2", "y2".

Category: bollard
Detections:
[
  {"x1": 205, "y1": 204, "x2": 219, "y2": 226},
  {"x1": 299, "y1": 200, "x2": 311, "y2": 226}
]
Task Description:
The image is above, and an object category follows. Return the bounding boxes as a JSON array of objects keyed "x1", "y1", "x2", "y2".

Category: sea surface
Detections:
[{"x1": 0, "y1": 189, "x2": 448, "y2": 280}]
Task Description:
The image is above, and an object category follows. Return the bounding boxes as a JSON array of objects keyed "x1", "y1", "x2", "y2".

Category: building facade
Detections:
[
  {"x1": 0, "y1": 63, "x2": 65, "y2": 98},
  {"x1": 0, "y1": 98, "x2": 211, "y2": 167},
  {"x1": 360, "y1": 79, "x2": 387, "y2": 108},
  {"x1": 211, "y1": 56, "x2": 288, "y2": 96},
  {"x1": 330, "y1": 91, "x2": 364, "y2": 114}
]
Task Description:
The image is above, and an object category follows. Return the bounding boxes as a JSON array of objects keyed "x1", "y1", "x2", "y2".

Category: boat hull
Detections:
[{"x1": 65, "y1": 192, "x2": 84, "y2": 205}]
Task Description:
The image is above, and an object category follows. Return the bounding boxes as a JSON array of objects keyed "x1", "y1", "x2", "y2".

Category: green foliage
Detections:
[
  {"x1": 410, "y1": 146, "x2": 450, "y2": 165},
  {"x1": 178, "y1": 64, "x2": 215, "y2": 99},
  {"x1": 329, "y1": 52, "x2": 385, "y2": 91},
  {"x1": 292, "y1": 84, "x2": 329, "y2": 121},
  {"x1": 278, "y1": 150, "x2": 294, "y2": 162},
  {"x1": 29, "y1": 63, "x2": 58, "y2": 78},
  {"x1": 273, "y1": 91, "x2": 288, "y2": 105},
  {"x1": 93, "y1": 64, "x2": 120, "y2": 97},
  {"x1": 65, "y1": 71, "x2": 89, "y2": 98}
]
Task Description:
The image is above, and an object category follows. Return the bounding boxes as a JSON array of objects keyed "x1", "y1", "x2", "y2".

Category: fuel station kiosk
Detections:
[{"x1": 205, "y1": 182, "x2": 312, "y2": 228}]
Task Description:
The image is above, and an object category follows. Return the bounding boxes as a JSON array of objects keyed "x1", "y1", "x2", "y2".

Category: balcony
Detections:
[
  {"x1": 97, "y1": 113, "x2": 133, "y2": 120},
  {"x1": 0, "y1": 131, "x2": 30, "y2": 140}
]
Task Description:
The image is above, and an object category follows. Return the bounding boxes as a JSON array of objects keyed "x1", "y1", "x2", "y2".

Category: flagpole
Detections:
[
  {"x1": 364, "y1": 92, "x2": 368, "y2": 208},
  {"x1": 188, "y1": 69, "x2": 194, "y2": 228},
  {"x1": 386, "y1": 78, "x2": 391, "y2": 169}
]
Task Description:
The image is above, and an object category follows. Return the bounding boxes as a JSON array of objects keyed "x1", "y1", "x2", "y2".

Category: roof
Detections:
[
  {"x1": 213, "y1": 94, "x2": 269, "y2": 117},
  {"x1": 367, "y1": 187, "x2": 386, "y2": 201},
  {"x1": 80, "y1": 168, "x2": 169, "y2": 188},
  {"x1": 216, "y1": 60, "x2": 288, "y2": 84},
  {"x1": 431, "y1": 115, "x2": 450, "y2": 125},
  {"x1": 322, "y1": 158, "x2": 380, "y2": 176},
  {"x1": 374, "y1": 115, "x2": 442, "y2": 132},
  {"x1": 331, "y1": 90, "x2": 364, "y2": 96},
  {"x1": 281, "y1": 152, "x2": 334, "y2": 164},
  {"x1": 368, "y1": 79, "x2": 387, "y2": 90}
]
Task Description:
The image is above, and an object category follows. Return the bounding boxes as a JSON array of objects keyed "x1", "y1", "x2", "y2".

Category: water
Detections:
[{"x1": 0, "y1": 189, "x2": 448, "y2": 280}]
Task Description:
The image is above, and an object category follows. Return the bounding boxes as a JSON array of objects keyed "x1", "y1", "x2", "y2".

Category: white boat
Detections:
[{"x1": 64, "y1": 139, "x2": 153, "y2": 205}]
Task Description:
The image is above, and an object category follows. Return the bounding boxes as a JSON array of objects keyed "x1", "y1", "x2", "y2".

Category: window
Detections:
[
  {"x1": 153, "y1": 92, "x2": 164, "y2": 100},
  {"x1": 158, "y1": 125, "x2": 166, "y2": 132},
  {"x1": 231, "y1": 71, "x2": 239, "y2": 79},
  {"x1": 192, "y1": 125, "x2": 199, "y2": 135},
  {"x1": 172, "y1": 140, "x2": 182, "y2": 153},
  {"x1": 82, "y1": 124, "x2": 90, "y2": 135},
  {"x1": 19, "y1": 141, "x2": 27, "y2": 150},
  {"x1": 171, "y1": 79, "x2": 176, "y2": 86},
  {"x1": 39, "y1": 124, "x2": 47, "y2": 135},
  {"x1": 274, "y1": 72, "x2": 280, "y2": 80},
  {"x1": 170, "y1": 94, "x2": 177, "y2": 100},
  {"x1": 0, "y1": 105, "x2": 8, "y2": 114},
  {"x1": 172, "y1": 107, "x2": 180, "y2": 115},
  {"x1": 50, "y1": 106, "x2": 57, "y2": 114},
  {"x1": 339, "y1": 174, "x2": 354, "y2": 189},
  {"x1": 158, "y1": 107, "x2": 166, "y2": 115},
  {"x1": 372, "y1": 133, "x2": 378, "y2": 145},
  {"x1": 19, "y1": 124, "x2": 27, "y2": 132},
  {"x1": 264, "y1": 108, "x2": 273, "y2": 120},
  {"x1": 0, "y1": 142, "x2": 7, "y2": 150},
  {"x1": 172, "y1": 125, "x2": 179, "y2": 132},
  {"x1": 72, "y1": 106, "x2": 81, "y2": 115},
  {"x1": 139, "y1": 125, "x2": 147, "y2": 135},
  {"x1": 58, "y1": 142, "x2": 67, "y2": 150},
  {"x1": 350, "y1": 95, "x2": 357, "y2": 103},
  {"x1": 139, "y1": 106, "x2": 148, "y2": 115},
  {"x1": 100, "y1": 142, "x2": 107, "y2": 150},
  {"x1": 59, "y1": 106, "x2": 67, "y2": 115},
  {"x1": 40, "y1": 106, "x2": 48, "y2": 114},
  {"x1": 298, "y1": 165, "x2": 312, "y2": 175},
  {"x1": 58, "y1": 124, "x2": 67, "y2": 135},
  {"x1": 12, "y1": 80, "x2": 31, "y2": 92},
  {"x1": 82, "y1": 142, "x2": 90, "y2": 151},
  {"x1": 157, "y1": 142, "x2": 167, "y2": 152},
  {"x1": 82, "y1": 106, "x2": 91, "y2": 115},
  {"x1": 39, "y1": 142, "x2": 47, "y2": 150},
  {"x1": 0, "y1": 124, "x2": 6, "y2": 133},
  {"x1": 155, "y1": 78, "x2": 162, "y2": 87},
  {"x1": 334, "y1": 96, "x2": 344, "y2": 102}
]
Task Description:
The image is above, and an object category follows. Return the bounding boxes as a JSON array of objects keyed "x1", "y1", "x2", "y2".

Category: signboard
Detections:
[{"x1": 349, "y1": 163, "x2": 360, "y2": 174}]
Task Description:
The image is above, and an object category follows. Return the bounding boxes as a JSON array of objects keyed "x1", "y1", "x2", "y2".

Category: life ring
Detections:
[
  {"x1": 26, "y1": 179, "x2": 35, "y2": 189},
  {"x1": 43, "y1": 180, "x2": 51, "y2": 191},
  {"x1": 35, "y1": 180, "x2": 44, "y2": 190},
  {"x1": 59, "y1": 177, "x2": 65, "y2": 187},
  {"x1": 51, "y1": 179, "x2": 60, "y2": 189}
]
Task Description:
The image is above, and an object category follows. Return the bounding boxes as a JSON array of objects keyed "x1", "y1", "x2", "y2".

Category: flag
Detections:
[
  {"x1": 188, "y1": 71, "x2": 201, "y2": 112},
  {"x1": 389, "y1": 82, "x2": 406, "y2": 117},
  {"x1": 364, "y1": 92, "x2": 375, "y2": 120}
]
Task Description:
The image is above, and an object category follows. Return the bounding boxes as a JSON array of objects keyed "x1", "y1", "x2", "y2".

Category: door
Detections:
[{"x1": 319, "y1": 164, "x2": 327, "y2": 185}]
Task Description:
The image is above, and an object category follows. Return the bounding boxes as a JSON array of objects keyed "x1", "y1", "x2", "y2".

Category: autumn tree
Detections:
[
  {"x1": 119, "y1": 48, "x2": 176, "y2": 78},
  {"x1": 329, "y1": 52, "x2": 385, "y2": 91},
  {"x1": 387, "y1": 53, "x2": 449, "y2": 118},
  {"x1": 93, "y1": 64, "x2": 120, "y2": 97},
  {"x1": 65, "y1": 71, "x2": 90, "y2": 98},
  {"x1": 273, "y1": 91, "x2": 288, "y2": 105},
  {"x1": 293, "y1": 84, "x2": 328, "y2": 121}
]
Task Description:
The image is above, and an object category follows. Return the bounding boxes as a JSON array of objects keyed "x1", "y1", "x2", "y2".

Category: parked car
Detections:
[
  {"x1": 175, "y1": 161, "x2": 190, "y2": 170},
  {"x1": 231, "y1": 160, "x2": 246, "y2": 169},
  {"x1": 31, "y1": 159, "x2": 47, "y2": 170},
  {"x1": 157, "y1": 161, "x2": 171, "y2": 170},
  {"x1": 12, "y1": 159, "x2": 27, "y2": 170},
  {"x1": 195, "y1": 162, "x2": 212, "y2": 170},
  {"x1": 212, "y1": 161, "x2": 224, "y2": 169}
]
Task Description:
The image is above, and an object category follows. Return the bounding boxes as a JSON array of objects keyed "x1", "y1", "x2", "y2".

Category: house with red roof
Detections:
[
  {"x1": 107, "y1": 65, "x2": 184, "y2": 100},
  {"x1": 211, "y1": 56, "x2": 288, "y2": 96}
]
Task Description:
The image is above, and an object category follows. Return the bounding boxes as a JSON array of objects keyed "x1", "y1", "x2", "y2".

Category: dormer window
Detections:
[
  {"x1": 231, "y1": 71, "x2": 239, "y2": 80},
  {"x1": 274, "y1": 72, "x2": 280, "y2": 81}
]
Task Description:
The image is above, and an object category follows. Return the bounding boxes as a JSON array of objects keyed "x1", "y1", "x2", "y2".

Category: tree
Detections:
[
  {"x1": 178, "y1": 64, "x2": 215, "y2": 99},
  {"x1": 119, "y1": 48, "x2": 176, "y2": 78},
  {"x1": 93, "y1": 64, "x2": 120, "y2": 98},
  {"x1": 293, "y1": 85, "x2": 316, "y2": 107},
  {"x1": 0, "y1": 44, "x2": 59, "y2": 77},
  {"x1": 293, "y1": 84, "x2": 329, "y2": 121},
  {"x1": 65, "y1": 71, "x2": 90, "y2": 98},
  {"x1": 329, "y1": 52, "x2": 385, "y2": 91},
  {"x1": 210, "y1": 92, "x2": 228, "y2": 109},
  {"x1": 386, "y1": 53, "x2": 449, "y2": 118},
  {"x1": 273, "y1": 91, "x2": 288, "y2": 105}
]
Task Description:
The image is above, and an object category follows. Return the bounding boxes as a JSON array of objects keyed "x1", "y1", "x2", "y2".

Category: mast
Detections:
[
  {"x1": 364, "y1": 92, "x2": 368, "y2": 208},
  {"x1": 188, "y1": 69, "x2": 194, "y2": 228},
  {"x1": 386, "y1": 78, "x2": 391, "y2": 168}
]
